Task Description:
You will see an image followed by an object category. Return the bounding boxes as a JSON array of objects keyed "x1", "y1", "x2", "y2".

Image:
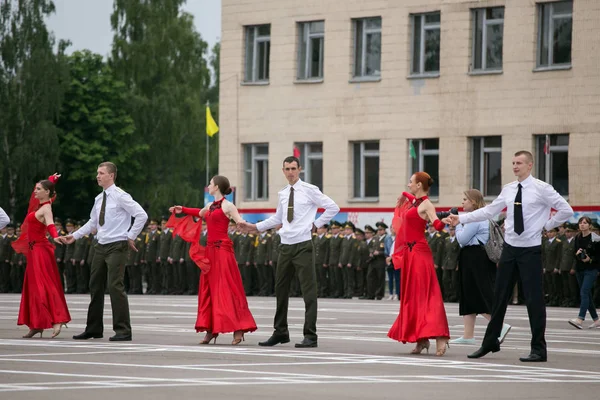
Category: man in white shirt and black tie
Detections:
[
  {"x1": 0, "y1": 207, "x2": 9, "y2": 230},
  {"x1": 241, "y1": 156, "x2": 340, "y2": 348},
  {"x1": 64, "y1": 162, "x2": 148, "y2": 341},
  {"x1": 448, "y1": 151, "x2": 573, "y2": 362}
]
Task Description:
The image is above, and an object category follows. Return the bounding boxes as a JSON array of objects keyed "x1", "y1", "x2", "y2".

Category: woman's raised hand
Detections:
[{"x1": 169, "y1": 205, "x2": 183, "y2": 214}]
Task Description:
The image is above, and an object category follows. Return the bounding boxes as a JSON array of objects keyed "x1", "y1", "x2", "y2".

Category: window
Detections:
[
  {"x1": 537, "y1": 1, "x2": 572, "y2": 68},
  {"x1": 352, "y1": 141, "x2": 379, "y2": 199},
  {"x1": 297, "y1": 21, "x2": 324, "y2": 80},
  {"x1": 536, "y1": 134, "x2": 569, "y2": 196},
  {"x1": 243, "y1": 144, "x2": 269, "y2": 200},
  {"x1": 409, "y1": 139, "x2": 439, "y2": 197},
  {"x1": 353, "y1": 17, "x2": 381, "y2": 78},
  {"x1": 294, "y1": 142, "x2": 323, "y2": 190},
  {"x1": 244, "y1": 25, "x2": 271, "y2": 82},
  {"x1": 472, "y1": 7, "x2": 504, "y2": 71},
  {"x1": 471, "y1": 136, "x2": 502, "y2": 196},
  {"x1": 411, "y1": 12, "x2": 441, "y2": 75}
]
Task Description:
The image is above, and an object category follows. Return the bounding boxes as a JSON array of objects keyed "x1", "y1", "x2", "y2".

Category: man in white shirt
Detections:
[
  {"x1": 64, "y1": 162, "x2": 148, "y2": 341},
  {"x1": 448, "y1": 151, "x2": 573, "y2": 362},
  {"x1": 241, "y1": 156, "x2": 339, "y2": 348},
  {"x1": 0, "y1": 207, "x2": 9, "y2": 230}
]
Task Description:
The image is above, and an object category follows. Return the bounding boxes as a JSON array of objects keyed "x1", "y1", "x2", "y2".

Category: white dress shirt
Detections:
[
  {"x1": 0, "y1": 207, "x2": 9, "y2": 230},
  {"x1": 256, "y1": 179, "x2": 340, "y2": 245},
  {"x1": 459, "y1": 175, "x2": 573, "y2": 248},
  {"x1": 74, "y1": 184, "x2": 148, "y2": 245}
]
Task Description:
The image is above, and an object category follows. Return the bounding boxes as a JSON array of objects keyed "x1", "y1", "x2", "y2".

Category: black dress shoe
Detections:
[
  {"x1": 73, "y1": 331, "x2": 103, "y2": 340},
  {"x1": 295, "y1": 338, "x2": 318, "y2": 348},
  {"x1": 258, "y1": 335, "x2": 290, "y2": 347},
  {"x1": 109, "y1": 334, "x2": 132, "y2": 342},
  {"x1": 467, "y1": 343, "x2": 500, "y2": 359},
  {"x1": 519, "y1": 354, "x2": 547, "y2": 362}
]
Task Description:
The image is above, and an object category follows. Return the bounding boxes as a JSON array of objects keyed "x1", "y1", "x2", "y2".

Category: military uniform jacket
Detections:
[
  {"x1": 355, "y1": 240, "x2": 369, "y2": 269},
  {"x1": 86, "y1": 236, "x2": 97, "y2": 265},
  {"x1": 3, "y1": 235, "x2": 16, "y2": 263},
  {"x1": 559, "y1": 237, "x2": 576, "y2": 272},
  {"x1": 127, "y1": 234, "x2": 145, "y2": 265},
  {"x1": 54, "y1": 230, "x2": 67, "y2": 261},
  {"x1": 441, "y1": 236, "x2": 460, "y2": 270},
  {"x1": 543, "y1": 237, "x2": 562, "y2": 271},
  {"x1": 339, "y1": 235, "x2": 357, "y2": 267},
  {"x1": 235, "y1": 234, "x2": 253, "y2": 264},
  {"x1": 158, "y1": 229, "x2": 173, "y2": 260},
  {"x1": 64, "y1": 239, "x2": 76, "y2": 262},
  {"x1": 270, "y1": 233, "x2": 281, "y2": 264},
  {"x1": 367, "y1": 237, "x2": 386, "y2": 267},
  {"x1": 328, "y1": 234, "x2": 343, "y2": 266},
  {"x1": 145, "y1": 230, "x2": 160, "y2": 262},
  {"x1": 171, "y1": 235, "x2": 185, "y2": 262},
  {"x1": 255, "y1": 233, "x2": 272, "y2": 265},
  {"x1": 426, "y1": 232, "x2": 444, "y2": 266},
  {"x1": 73, "y1": 235, "x2": 91, "y2": 262},
  {"x1": 313, "y1": 233, "x2": 330, "y2": 266}
]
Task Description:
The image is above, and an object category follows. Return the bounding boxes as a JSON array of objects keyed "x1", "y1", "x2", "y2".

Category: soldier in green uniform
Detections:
[
  {"x1": 235, "y1": 228, "x2": 254, "y2": 296},
  {"x1": 313, "y1": 223, "x2": 330, "y2": 298},
  {"x1": 559, "y1": 223, "x2": 577, "y2": 307},
  {"x1": 543, "y1": 227, "x2": 562, "y2": 306},
  {"x1": 353, "y1": 228, "x2": 369, "y2": 297},
  {"x1": 4, "y1": 224, "x2": 18, "y2": 293},
  {"x1": 426, "y1": 224, "x2": 444, "y2": 295},
  {"x1": 145, "y1": 219, "x2": 160, "y2": 294},
  {"x1": 0, "y1": 226, "x2": 8, "y2": 292},
  {"x1": 12, "y1": 225, "x2": 26, "y2": 292},
  {"x1": 339, "y1": 222, "x2": 357, "y2": 299},
  {"x1": 327, "y1": 221, "x2": 343, "y2": 298},
  {"x1": 85, "y1": 231, "x2": 98, "y2": 294},
  {"x1": 440, "y1": 226, "x2": 460, "y2": 302},
  {"x1": 64, "y1": 219, "x2": 77, "y2": 294},
  {"x1": 126, "y1": 231, "x2": 145, "y2": 294},
  {"x1": 74, "y1": 220, "x2": 92, "y2": 294},
  {"x1": 268, "y1": 226, "x2": 281, "y2": 296},
  {"x1": 255, "y1": 229, "x2": 273, "y2": 296},
  {"x1": 54, "y1": 218, "x2": 67, "y2": 290},
  {"x1": 158, "y1": 216, "x2": 174, "y2": 294}
]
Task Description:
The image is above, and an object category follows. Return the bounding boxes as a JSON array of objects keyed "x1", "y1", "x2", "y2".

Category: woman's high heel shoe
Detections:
[
  {"x1": 436, "y1": 340, "x2": 450, "y2": 357},
  {"x1": 51, "y1": 323, "x2": 68, "y2": 339},
  {"x1": 232, "y1": 331, "x2": 245, "y2": 345},
  {"x1": 411, "y1": 340, "x2": 430, "y2": 354},
  {"x1": 200, "y1": 332, "x2": 219, "y2": 344},
  {"x1": 22, "y1": 329, "x2": 44, "y2": 338}
]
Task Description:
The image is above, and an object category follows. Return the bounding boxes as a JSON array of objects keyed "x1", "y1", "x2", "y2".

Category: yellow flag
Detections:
[{"x1": 206, "y1": 105, "x2": 219, "y2": 137}]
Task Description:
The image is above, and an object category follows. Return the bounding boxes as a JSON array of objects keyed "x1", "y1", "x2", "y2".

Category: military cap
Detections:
[
  {"x1": 354, "y1": 228, "x2": 365, "y2": 235},
  {"x1": 376, "y1": 221, "x2": 388, "y2": 230},
  {"x1": 65, "y1": 218, "x2": 75, "y2": 226},
  {"x1": 364, "y1": 225, "x2": 376, "y2": 233},
  {"x1": 149, "y1": 218, "x2": 159, "y2": 224},
  {"x1": 161, "y1": 215, "x2": 169, "y2": 222},
  {"x1": 54, "y1": 217, "x2": 62, "y2": 224},
  {"x1": 321, "y1": 223, "x2": 329, "y2": 229},
  {"x1": 78, "y1": 219, "x2": 87, "y2": 226},
  {"x1": 6, "y1": 223, "x2": 15, "y2": 229},
  {"x1": 566, "y1": 223, "x2": 577, "y2": 231},
  {"x1": 330, "y1": 221, "x2": 342, "y2": 228},
  {"x1": 343, "y1": 221, "x2": 355, "y2": 230}
]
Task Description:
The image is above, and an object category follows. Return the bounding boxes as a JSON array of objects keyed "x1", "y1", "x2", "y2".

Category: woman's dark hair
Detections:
[
  {"x1": 578, "y1": 216, "x2": 593, "y2": 229},
  {"x1": 39, "y1": 180, "x2": 56, "y2": 198},
  {"x1": 212, "y1": 175, "x2": 232, "y2": 195},
  {"x1": 413, "y1": 171, "x2": 434, "y2": 192}
]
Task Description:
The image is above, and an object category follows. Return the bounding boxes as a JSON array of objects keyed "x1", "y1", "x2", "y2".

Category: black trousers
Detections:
[{"x1": 482, "y1": 244, "x2": 546, "y2": 357}]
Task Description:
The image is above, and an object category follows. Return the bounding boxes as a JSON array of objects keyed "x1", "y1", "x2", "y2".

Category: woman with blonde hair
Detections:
[{"x1": 449, "y1": 189, "x2": 510, "y2": 345}]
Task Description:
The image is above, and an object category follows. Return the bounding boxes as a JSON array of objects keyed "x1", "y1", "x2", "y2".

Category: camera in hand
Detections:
[{"x1": 578, "y1": 249, "x2": 588, "y2": 261}]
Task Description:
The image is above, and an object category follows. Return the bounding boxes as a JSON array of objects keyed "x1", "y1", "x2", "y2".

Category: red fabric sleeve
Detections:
[
  {"x1": 47, "y1": 224, "x2": 59, "y2": 238},
  {"x1": 402, "y1": 191, "x2": 416, "y2": 203},
  {"x1": 433, "y1": 219, "x2": 445, "y2": 232},
  {"x1": 182, "y1": 206, "x2": 202, "y2": 216},
  {"x1": 48, "y1": 174, "x2": 59, "y2": 184}
]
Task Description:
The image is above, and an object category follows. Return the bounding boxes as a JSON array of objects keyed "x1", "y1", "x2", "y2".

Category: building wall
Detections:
[{"x1": 219, "y1": 0, "x2": 600, "y2": 212}]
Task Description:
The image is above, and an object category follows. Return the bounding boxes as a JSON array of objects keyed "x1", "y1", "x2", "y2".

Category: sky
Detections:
[{"x1": 46, "y1": 0, "x2": 222, "y2": 58}]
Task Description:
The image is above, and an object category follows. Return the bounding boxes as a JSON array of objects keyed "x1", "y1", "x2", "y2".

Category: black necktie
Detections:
[
  {"x1": 99, "y1": 191, "x2": 107, "y2": 227},
  {"x1": 287, "y1": 187, "x2": 294, "y2": 223},
  {"x1": 514, "y1": 183, "x2": 524, "y2": 235}
]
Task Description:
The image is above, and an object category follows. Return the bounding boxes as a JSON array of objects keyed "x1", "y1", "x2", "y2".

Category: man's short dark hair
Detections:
[
  {"x1": 98, "y1": 161, "x2": 118, "y2": 180},
  {"x1": 283, "y1": 156, "x2": 301, "y2": 168},
  {"x1": 514, "y1": 150, "x2": 534, "y2": 163}
]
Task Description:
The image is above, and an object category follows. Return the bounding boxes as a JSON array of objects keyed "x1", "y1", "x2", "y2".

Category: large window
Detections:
[
  {"x1": 537, "y1": 1, "x2": 572, "y2": 68},
  {"x1": 294, "y1": 142, "x2": 323, "y2": 190},
  {"x1": 409, "y1": 139, "x2": 439, "y2": 197},
  {"x1": 353, "y1": 17, "x2": 381, "y2": 78},
  {"x1": 352, "y1": 141, "x2": 379, "y2": 199},
  {"x1": 243, "y1": 144, "x2": 269, "y2": 200},
  {"x1": 411, "y1": 12, "x2": 441, "y2": 76},
  {"x1": 244, "y1": 25, "x2": 271, "y2": 82},
  {"x1": 472, "y1": 7, "x2": 504, "y2": 71},
  {"x1": 536, "y1": 134, "x2": 569, "y2": 196},
  {"x1": 471, "y1": 136, "x2": 502, "y2": 196},
  {"x1": 297, "y1": 21, "x2": 324, "y2": 80}
]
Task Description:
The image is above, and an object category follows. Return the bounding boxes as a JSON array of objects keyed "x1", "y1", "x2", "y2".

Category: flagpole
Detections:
[{"x1": 206, "y1": 101, "x2": 210, "y2": 189}]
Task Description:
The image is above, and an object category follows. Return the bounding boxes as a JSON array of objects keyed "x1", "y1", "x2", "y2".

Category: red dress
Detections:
[
  {"x1": 195, "y1": 199, "x2": 257, "y2": 334},
  {"x1": 14, "y1": 204, "x2": 71, "y2": 329},
  {"x1": 387, "y1": 197, "x2": 449, "y2": 343}
]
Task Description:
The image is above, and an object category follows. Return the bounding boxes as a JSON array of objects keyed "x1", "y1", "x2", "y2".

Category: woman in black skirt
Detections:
[{"x1": 449, "y1": 189, "x2": 511, "y2": 345}]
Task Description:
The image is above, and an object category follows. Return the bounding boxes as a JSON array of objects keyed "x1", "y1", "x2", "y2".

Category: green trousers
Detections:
[
  {"x1": 86, "y1": 241, "x2": 131, "y2": 336},
  {"x1": 274, "y1": 240, "x2": 318, "y2": 340}
]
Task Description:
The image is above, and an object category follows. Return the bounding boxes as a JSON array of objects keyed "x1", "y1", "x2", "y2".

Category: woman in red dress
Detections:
[
  {"x1": 387, "y1": 172, "x2": 450, "y2": 356},
  {"x1": 13, "y1": 174, "x2": 71, "y2": 338},
  {"x1": 169, "y1": 175, "x2": 257, "y2": 345}
]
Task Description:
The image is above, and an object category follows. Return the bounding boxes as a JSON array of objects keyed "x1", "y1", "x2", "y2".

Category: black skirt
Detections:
[{"x1": 458, "y1": 245, "x2": 496, "y2": 316}]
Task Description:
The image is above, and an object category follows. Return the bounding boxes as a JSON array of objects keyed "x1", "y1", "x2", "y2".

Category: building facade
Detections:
[{"x1": 219, "y1": 0, "x2": 600, "y2": 224}]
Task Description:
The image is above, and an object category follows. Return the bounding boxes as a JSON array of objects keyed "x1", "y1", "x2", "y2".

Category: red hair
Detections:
[{"x1": 413, "y1": 171, "x2": 434, "y2": 192}]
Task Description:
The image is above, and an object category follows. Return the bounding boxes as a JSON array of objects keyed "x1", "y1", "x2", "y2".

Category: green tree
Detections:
[
  {"x1": 0, "y1": 0, "x2": 69, "y2": 220},
  {"x1": 110, "y1": 0, "x2": 213, "y2": 217},
  {"x1": 54, "y1": 50, "x2": 146, "y2": 218}
]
